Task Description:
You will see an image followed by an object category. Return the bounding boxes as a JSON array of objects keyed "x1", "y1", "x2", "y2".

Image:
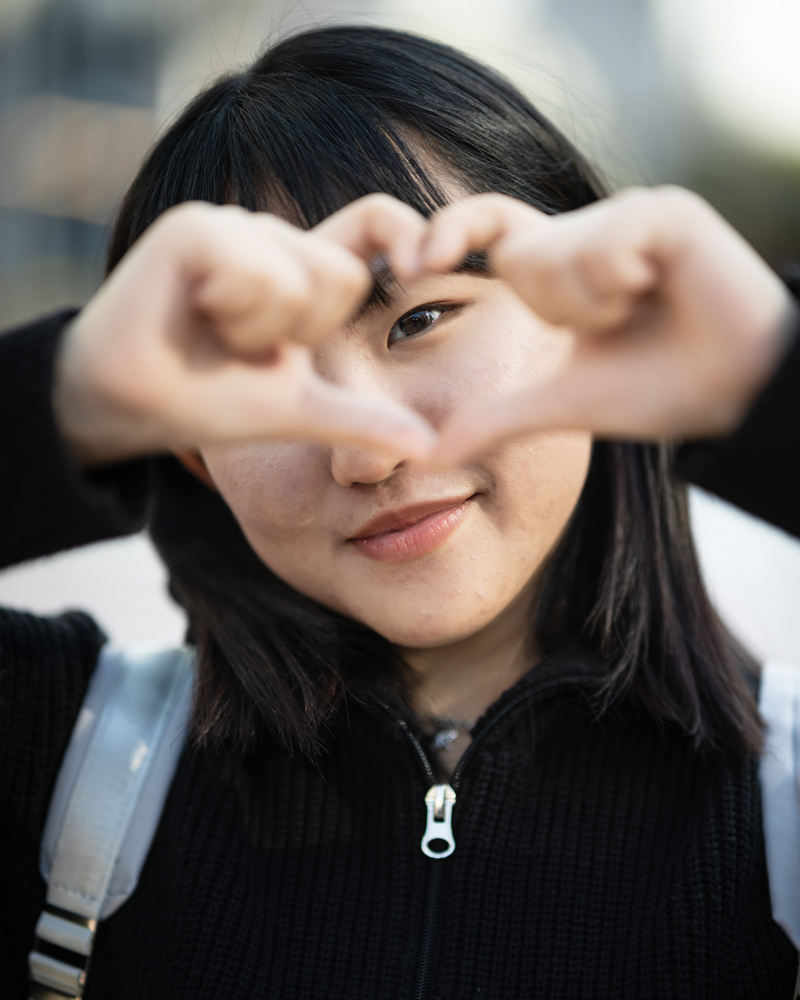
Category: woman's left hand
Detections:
[{"x1": 412, "y1": 188, "x2": 796, "y2": 462}]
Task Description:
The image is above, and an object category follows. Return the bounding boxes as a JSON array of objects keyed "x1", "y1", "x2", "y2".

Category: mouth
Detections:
[{"x1": 349, "y1": 495, "x2": 476, "y2": 564}]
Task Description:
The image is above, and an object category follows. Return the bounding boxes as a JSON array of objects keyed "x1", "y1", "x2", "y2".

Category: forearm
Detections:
[{"x1": 0, "y1": 311, "x2": 150, "y2": 569}]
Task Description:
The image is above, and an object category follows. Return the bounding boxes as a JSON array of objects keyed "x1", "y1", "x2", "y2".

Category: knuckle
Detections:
[
  {"x1": 611, "y1": 187, "x2": 652, "y2": 214},
  {"x1": 366, "y1": 192, "x2": 398, "y2": 210},
  {"x1": 656, "y1": 184, "x2": 707, "y2": 220},
  {"x1": 446, "y1": 192, "x2": 505, "y2": 222},
  {"x1": 471, "y1": 192, "x2": 508, "y2": 208},
  {"x1": 339, "y1": 259, "x2": 371, "y2": 296},
  {"x1": 478, "y1": 192, "x2": 522, "y2": 217},
  {"x1": 259, "y1": 211, "x2": 298, "y2": 237},
  {"x1": 277, "y1": 267, "x2": 313, "y2": 315},
  {"x1": 217, "y1": 203, "x2": 250, "y2": 220},
  {"x1": 617, "y1": 184, "x2": 705, "y2": 224},
  {"x1": 368, "y1": 192, "x2": 422, "y2": 225},
  {"x1": 159, "y1": 202, "x2": 251, "y2": 250},
  {"x1": 153, "y1": 201, "x2": 209, "y2": 241},
  {"x1": 358, "y1": 192, "x2": 397, "y2": 217},
  {"x1": 313, "y1": 241, "x2": 369, "y2": 293}
]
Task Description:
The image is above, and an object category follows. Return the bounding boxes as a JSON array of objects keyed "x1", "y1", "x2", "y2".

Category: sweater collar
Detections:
[{"x1": 360, "y1": 643, "x2": 608, "y2": 787}]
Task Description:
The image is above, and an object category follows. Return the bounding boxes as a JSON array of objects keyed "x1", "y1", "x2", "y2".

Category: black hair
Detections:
[{"x1": 108, "y1": 25, "x2": 761, "y2": 759}]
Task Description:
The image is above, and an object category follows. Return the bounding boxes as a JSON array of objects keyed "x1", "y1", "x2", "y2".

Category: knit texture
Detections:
[
  {"x1": 1, "y1": 312, "x2": 798, "y2": 998},
  {"x1": 675, "y1": 273, "x2": 800, "y2": 536},
  {"x1": 0, "y1": 607, "x2": 105, "y2": 986},
  {"x1": 0, "y1": 310, "x2": 149, "y2": 568},
  {"x1": 1, "y1": 630, "x2": 796, "y2": 999}
]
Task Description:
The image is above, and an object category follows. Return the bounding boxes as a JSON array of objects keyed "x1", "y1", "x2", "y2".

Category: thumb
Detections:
[
  {"x1": 297, "y1": 375, "x2": 438, "y2": 458},
  {"x1": 431, "y1": 355, "x2": 658, "y2": 463}
]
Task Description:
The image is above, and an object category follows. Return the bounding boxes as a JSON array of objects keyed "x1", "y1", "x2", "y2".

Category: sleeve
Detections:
[
  {"x1": 0, "y1": 310, "x2": 151, "y2": 569},
  {"x1": 674, "y1": 283, "x2": 800, "y2": 540}
]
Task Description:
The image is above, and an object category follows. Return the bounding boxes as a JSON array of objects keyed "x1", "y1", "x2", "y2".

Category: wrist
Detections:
[
  {"x1": 729, "y1": 288, "x2": 800, "y2": 429},
  {"x1": 52, "y1": 315, "x2": 160, "y2": 466}
]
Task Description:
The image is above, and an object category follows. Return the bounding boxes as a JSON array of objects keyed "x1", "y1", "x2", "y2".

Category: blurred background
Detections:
[{"x1": 1, "y1": 0, "x2": 800, "y2": 664}]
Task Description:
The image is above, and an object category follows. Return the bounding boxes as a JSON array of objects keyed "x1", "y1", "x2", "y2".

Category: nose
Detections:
[{"x1": 330, "y1": 443, "x2": 404, "y2": 488}]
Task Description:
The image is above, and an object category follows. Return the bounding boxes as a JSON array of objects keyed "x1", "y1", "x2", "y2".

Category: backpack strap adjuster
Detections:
[
  {"x1": 28, "y1": 904, "x2": 96, "y2": 999},
  {"x1": 28, "y1": 644, "x2": 193, "y2": 999}
]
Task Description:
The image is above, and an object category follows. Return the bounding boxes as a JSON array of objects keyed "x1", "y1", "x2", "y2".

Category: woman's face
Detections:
[{"x1": 201, "y1": 270, "x2": 592, "y2": 648}]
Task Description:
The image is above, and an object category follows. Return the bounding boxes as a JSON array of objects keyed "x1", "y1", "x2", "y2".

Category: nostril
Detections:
[{"x1": 330, "y1": 443, "x2": 404, "y2": 488}]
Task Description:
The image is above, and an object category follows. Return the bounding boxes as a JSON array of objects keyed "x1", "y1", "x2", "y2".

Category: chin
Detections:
[{"x1": 352, "y1": 600, "x2": 501, "y2": 649}]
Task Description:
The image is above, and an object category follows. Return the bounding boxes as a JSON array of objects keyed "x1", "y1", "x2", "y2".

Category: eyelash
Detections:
[{"x1": 387, "y1": 303, "x2": 457, "y2": 347}]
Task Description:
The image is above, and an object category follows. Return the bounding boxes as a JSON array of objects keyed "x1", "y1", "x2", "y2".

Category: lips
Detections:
[{"x1": 349, "y1": 495, "x2": 475, "y2": 564}]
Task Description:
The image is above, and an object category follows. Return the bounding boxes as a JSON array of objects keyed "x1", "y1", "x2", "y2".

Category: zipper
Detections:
[
  {"x1": 411, "y1": 860, "x2": 442, "y2": 1000},
  {"x1": 420, "y1": 784, "x2": 456, "y2": 858},
  {"x1": 372, "y1": 673, "x2": 594, "y2": 1000},
  {"x1": 367, "y1": 710, "x2": 448, "y2": 999}
]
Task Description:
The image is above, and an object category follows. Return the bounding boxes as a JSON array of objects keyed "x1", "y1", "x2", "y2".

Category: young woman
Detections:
[{"x1": 2, "y1": 25, "x2": 799, "y2": 999}]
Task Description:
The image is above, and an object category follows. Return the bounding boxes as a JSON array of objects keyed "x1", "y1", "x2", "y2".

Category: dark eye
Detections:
[{"x1": 388, "y1": 306, "x2": 444, "y2": 346}]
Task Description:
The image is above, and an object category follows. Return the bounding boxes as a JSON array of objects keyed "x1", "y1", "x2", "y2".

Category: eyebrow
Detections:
[
  {"x1": 351, "y1": 260, "x2": 401, "y2": 322},
  {"x1": 353, "y1": 249, "x2": 493, "y2": 323}
]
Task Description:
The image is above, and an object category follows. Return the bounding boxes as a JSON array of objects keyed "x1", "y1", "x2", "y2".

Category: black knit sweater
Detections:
[{"x1": 1, "y1": 312, "x2": 799, "y2": 999}]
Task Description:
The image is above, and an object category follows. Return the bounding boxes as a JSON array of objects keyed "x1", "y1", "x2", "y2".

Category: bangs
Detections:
[
  {"x1": 107, "y1": 26, "x2": 605, "y2": 275},
  {"x1": 230, "y1": 78, "x2": 449, "y2": 227}
]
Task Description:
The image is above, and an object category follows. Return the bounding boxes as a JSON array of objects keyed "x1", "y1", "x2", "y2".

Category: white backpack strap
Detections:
[
  {"x1": 28, "y1": 644, "x2": 194, "y2": 1000},
  {"x1": 759, "y1": 660, "x2": 800, "y2": 976}
]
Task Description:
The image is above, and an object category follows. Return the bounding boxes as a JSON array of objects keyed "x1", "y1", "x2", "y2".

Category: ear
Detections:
[{"x1": 173, "y1": 449, "x2": 217, "y2": 490}]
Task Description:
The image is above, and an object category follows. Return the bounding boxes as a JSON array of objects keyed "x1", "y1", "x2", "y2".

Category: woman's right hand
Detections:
[{"x1": 54, "y1": 199, "x2": 435, "y2": 465}]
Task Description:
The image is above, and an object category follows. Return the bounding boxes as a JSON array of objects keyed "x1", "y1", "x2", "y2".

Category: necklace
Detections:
[
  {"x1": 424, "y1": 716, "x2": 475, "y2": 753},
  {"x1": 417, "y1": 630, "x2": 530, "y2": 754}
]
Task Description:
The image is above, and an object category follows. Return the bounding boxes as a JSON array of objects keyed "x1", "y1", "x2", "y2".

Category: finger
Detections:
[
  {"x1": 289, "y1": 237, "x2": 371, "y2": 345},
  {"x1": 194, "y1": 247, "x2": 315, "y2": 354},
  {"x1": 421, "y1": 194, "x2": 547, "y2": 274},
  {"x1": 314, "y1": 194, "x2": 429, "y2": 279},
  {"x1": 496, "y1": 228, "x2": 652, "y2": 331},
  {"x1": 430, "y1": 384, "x2": 584, "y2": 464},
  {"x1": 175, "y1": 208, "x2": 315, "y2": 353},
  {"x1": 430, "y1": 354, "x2": 667, "y2": 463},
  {"x1": 168, "y1": 350, "x2": 438, "y2": 458},
  {"x1": 189, "y1": 215, "x2": 370, "y2": 354},
  {"x1": 296, "y1": 376, "x2": 438, "y2": 458}
]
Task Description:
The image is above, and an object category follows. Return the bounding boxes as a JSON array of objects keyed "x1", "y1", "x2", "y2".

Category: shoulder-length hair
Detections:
[{"x1": 107, "y1": 25, "x2": 761, "y2": 759}]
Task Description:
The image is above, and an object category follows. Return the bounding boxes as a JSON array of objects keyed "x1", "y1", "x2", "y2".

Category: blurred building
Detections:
[
  {"x1": 3, "y1": 0, "x2": 800, "y2": 327},
  {"x1": 0, "y1": 0, "x2": 167, "y2": 323}
]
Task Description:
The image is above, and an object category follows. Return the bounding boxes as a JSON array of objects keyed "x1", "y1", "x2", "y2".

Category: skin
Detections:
[
  {"x1": 53, "y1": 189, "x2": 794, "y2": 771},
  {"x1": 54, "y1": 198, "x2": 437, "y2": 465},
  {"x1": 419, "y1": 188, "x2": 797, "y2": 460},
  {"x1": 199, "y1": 270, "x2": 592, "y2": 747}
]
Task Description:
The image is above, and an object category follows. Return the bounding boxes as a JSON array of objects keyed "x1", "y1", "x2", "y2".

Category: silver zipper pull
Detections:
[{"x1": 421, "y1": 783, "x2": 456, "y2": 859}]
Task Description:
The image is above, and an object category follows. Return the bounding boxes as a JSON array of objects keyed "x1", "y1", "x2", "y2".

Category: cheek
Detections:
[
  {"x1": 201, "y1": 441, "x2": 326, "y2": 538},
  {"x1": 452, "y1": 430, "x2": 592, "y2": 616},
  {"x1": 493, "y1": 431, "x2": 592, "y2": 553},
  {"x1": 408, "y1": 298, "x2": 572, "y2": 427},
  {"x1": 329, "y1": 430, "x2": 592, "y2": 649},
  {"x1": 200, "y1": 442, "x2": 354, "y2": 614},
  {"x1": 195, "y1": 295, "x2": 589, "y2": 645}
]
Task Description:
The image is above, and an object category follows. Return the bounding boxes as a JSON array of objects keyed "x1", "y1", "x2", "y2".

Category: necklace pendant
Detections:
[{"x1": 430, "y1": 728, "x2": 460, "y2": 752}]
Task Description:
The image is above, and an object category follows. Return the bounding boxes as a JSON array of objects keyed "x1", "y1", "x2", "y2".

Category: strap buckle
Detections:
[{"x1": 28, "y1": 904, "x2": 96, "y2": 999}]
